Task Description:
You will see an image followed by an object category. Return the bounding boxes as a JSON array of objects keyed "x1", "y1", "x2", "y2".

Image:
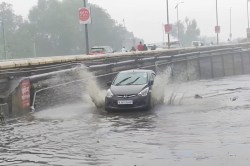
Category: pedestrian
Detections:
[
  {"x1": 121, "y1": 46, "x2": 126, "y2": 52},
  {"x1": 143, "y1": 44, "x2": 148, "y2": 51},
  {"x1": 130, "y1": 46, "x2": 136, "y2": 52},
  {"x1": 137, "y1": 41, "x2": 144, "y2": 51}
]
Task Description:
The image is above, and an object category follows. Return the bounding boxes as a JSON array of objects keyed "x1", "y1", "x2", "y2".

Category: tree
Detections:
[
  {"x1": 0, "y1": 2, "x2": 34, "y2": 59},
  {"x1": 0, "y1": 0, "x2": 142, "y2": 59},
  {"x1": 171, "y1": 17, "x2": 200, "y2": 46},
  {"x1": 27, "y1": 0, "x2": 141, "y2": 56}
]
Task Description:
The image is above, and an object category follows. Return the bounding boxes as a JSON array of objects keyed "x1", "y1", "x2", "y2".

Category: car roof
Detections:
[
  {"x1": 91, "y1": 46, "x2": 111, "y2": 49},
  {"x1": 119, "y1": 69, "x2": 155, "y2": 74}
]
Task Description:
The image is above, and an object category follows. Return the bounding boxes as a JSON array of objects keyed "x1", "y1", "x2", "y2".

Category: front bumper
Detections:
[{"x1": 105, "y1": 95, "x2": 150, "y2": 111}]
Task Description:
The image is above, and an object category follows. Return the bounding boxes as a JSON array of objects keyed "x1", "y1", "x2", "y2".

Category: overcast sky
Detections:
[{"x1": 1, "y1": 0, "x2": 248, "y2": 43}]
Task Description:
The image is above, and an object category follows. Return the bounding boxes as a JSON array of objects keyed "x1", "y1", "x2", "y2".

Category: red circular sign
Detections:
[
  {"x1": 79, "y1": 8, "x2": 90, "y2": 22},
  {"x1": 165, "y1": 24, "x2": 172, "y2": 33},
  {"x1": 215, "y1": 26, "x2": 220, "y2": 33}
]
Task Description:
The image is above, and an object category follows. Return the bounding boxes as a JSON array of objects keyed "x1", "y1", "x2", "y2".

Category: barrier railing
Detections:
[{"x1": 29, "y1": 47, "x2": 250, "y2": 111}]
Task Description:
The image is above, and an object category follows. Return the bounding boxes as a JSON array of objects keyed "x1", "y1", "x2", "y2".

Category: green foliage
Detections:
[
  {"x1": 0, "y1": 0, "x2": 140, "y2": 58},
  {"x1": 0, "y1": 2, "x2": 33, "y2": 59},
  {"x1": 171, "y1": 17, "x2": 200, "y2": 46}
]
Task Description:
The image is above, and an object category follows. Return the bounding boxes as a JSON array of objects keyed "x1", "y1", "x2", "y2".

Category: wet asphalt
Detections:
[{"x1": 1, "y1": 75, "x2": 250, "y2": 166}]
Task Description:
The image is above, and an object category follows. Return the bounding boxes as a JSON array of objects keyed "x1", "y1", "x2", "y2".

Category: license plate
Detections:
[{"x1": 118, "y1": 100, "x2": 133, "y2": 105}]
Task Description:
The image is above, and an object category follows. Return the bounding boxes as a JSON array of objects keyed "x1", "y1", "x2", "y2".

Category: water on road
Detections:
[{"x1": 1, "y1": 75, "x2": 250, "y2": 166}]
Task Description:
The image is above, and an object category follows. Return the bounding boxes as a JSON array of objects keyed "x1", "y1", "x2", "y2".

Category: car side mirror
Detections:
[
  {"x1": 107, "y1": 81, "x2": 112, "y2": 87},
  {"x1": 149, "y1": 80, "x2": 154, "y2": 86}
]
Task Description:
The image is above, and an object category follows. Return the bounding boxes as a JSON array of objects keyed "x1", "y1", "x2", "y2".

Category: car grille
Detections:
[{"x1": 117, "y1": 94, "x2": 137, "y2": 99}]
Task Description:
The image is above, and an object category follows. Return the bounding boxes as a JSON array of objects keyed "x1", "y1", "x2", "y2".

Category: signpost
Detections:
[
  {"x1": 216, "y1": 0, "x2": 219, "y2": 44},
  {"x1": 215, "y1": 26, "x2": 221, "y2": 33},
  {"x1": 166, "y1": 0, "x2": 170, "y2": 48},
  {"x1": 247, "y1": 28, "x2": 250, "y2": 39},
  {"x1": 164, "y1": 24, "x2": 172, "y2": 34},
  {"x1": 80, "y1": 0, "x2": 90, "y2": 55},
  {"x1": 21, "y1": 79, "x2": 30, "y2": 109},
  {"x1": 79, "y1": 7, "x2": 91, "y2": 24}
]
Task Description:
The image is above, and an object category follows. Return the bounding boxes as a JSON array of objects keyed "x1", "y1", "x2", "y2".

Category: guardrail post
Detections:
[
  {"x1": 185, "y1": 56, "x2": 189, "y2": 81},
  {"x1": 154, "y1": 56, "x2": 158, "y2": 72},
  {"x1": 249, "y1": 50, "x2": 250, "y2": 72},
  {"x1": 241, "y1": 51, "x2": 245, "y2": 74},
  {"x1": 197, "y1": 52, "x2": 201, "y2": 79},
  {"x1": 221, "y1": 55, "x2": 226, "y2": 77},
  {"x1": 210, "y1": 55, "x2": 214, "y2": 78},
  {"x1": 232, "y1": 52, "x2": 236, "y2": 75}
]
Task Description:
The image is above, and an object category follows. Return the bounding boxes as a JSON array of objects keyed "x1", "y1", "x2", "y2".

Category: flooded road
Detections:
[{"x1": 1, "y1": 75, "x2": 250, "y2": 166}]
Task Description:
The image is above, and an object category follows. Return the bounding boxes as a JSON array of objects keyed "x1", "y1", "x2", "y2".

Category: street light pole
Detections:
[
  {"x1": 1, "y1": 20, "x2": 6, "y2": 60},
  {"x1": 83, "y1": 0, "x2": 90, "y2": 55},
  {"x1": 247, "y1": 0, "x2": 250, "y2": 29},
  {"x1": 216, "y1": 0, "x2": 219, "y2": 45},
  {"x1": 162, "y1": 23, "x2": 165, "y2": 44},
  {"x1": 166, "y1": 0, "x2": 170, "y2": 48},
  {"x1": 177, "y1": 5, "x2": 179, "y2": 40},
  {"x1": 175, "y1": 2, "x2": 184, "y2": 42},
  {"x1": 229, "y1": 7, "x2": 232, "y2": 41}
]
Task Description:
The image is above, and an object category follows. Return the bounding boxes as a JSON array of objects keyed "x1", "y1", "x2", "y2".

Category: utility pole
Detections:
[
  {"x1": 229, "y1": 7, "x2": 232, "y2": 41},
  {"x1": 33, "y1": 40, "x2": 37, "y2": 58},
  {"x1": 177, "y1": 5, "x2": 179, "y2": 40},
  {"x1": 162, "y1": 23, "x2": 165, "y2": 44},
  {"x1": 247, "y1": 0, "x2": 250, "y2": 41},
  {"x1": 248, "y1": 0, "x2": 250, "y2": 29},
  {"x1": 175, "y1": 2, "x2": 184, "y2": 42},
  {"x1": 166, "y1": 0, "x2": 170, "y2": 48},
  {"x1": 83, "y1": 0, "x2": 90, "y2": 55},
  {"x1": 216, "y1": 0, "x2": 219, "y2": 45},
  {"x1": 1, "y1": 20, "x2": 6, "y2": 60}
]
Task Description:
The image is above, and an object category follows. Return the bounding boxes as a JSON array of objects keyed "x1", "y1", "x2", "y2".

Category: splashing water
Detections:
[
  {"x1": 78, "y1": 69, "x2": 106, "y2": 108},
  {"x1": 151, "y1": 67, "x2": 172, "y2": 106},
  {"x1": 78, "y1": 67, "x2": 174, "y2": 109}
]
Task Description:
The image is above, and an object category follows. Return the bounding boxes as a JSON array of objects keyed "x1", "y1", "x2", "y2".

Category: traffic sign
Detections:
[
  {"x1": 215, "y1": 26, "x2": 220, "y2": 33},
  {"x1": 164, "y1": 24, "x2": 172, "y2": 34},
  {"x1": 79, "y1": 7, "x2": 91, "y2": 24},
  {"x1": 21, "y1": 79, "x2": 30, "y2": 109}
]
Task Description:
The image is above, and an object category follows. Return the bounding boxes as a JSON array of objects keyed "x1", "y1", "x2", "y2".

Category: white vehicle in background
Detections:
[
  {"x1": 192, "y1": 41, "x2": 202, "y2": 47},
  {"x1": 89, "y1": 46, "x2": 114, "y2": 55}
]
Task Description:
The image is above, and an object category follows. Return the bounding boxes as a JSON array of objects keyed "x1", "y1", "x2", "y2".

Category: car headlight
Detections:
[
  {"x1": 106, "y1": 89, "x2": 114, "y2": 98},
  {"x1": 138, "y1": 87, "x2": 149, "y2": 97}
]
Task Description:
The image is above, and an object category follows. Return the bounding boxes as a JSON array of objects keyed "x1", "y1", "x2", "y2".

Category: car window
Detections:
[
  {"x1": 113, "y1": 72, "x2": 148, "y2": 85},
  {"x1": 151, "y1": 73, "x2": 156, "y2": 81},
  {"x1": 90, "y1": 48, "x2": 104, "y2": 53}
]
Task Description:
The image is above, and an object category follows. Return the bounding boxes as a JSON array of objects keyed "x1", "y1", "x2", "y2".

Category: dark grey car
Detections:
[{"x1": 105, "y1": 69, "x2": 156, "y2": 112}]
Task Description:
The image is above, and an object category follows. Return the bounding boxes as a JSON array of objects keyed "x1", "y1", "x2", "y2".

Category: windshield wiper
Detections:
[
  {"x1": 126, "y1": 77, "x2": 140, "y2": 85},
  {"x1": 115, "y1": 77, "x2": 131, "y2": 86}
]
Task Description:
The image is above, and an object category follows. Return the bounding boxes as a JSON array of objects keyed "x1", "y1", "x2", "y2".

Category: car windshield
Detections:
[{"x1": 113, "y1": 72, "x2": 148, "y2": 86}]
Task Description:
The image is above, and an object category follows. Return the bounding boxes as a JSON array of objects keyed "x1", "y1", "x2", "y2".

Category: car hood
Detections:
[{"x1": 110, "y1": 84, "x2": 148, "y2": 95}]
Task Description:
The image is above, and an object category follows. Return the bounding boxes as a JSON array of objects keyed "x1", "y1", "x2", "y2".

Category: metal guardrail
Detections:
[
  {"x1": 2, "y1": 46, "x2": 247, "y2": 112},
  {"x1": 0, "y1": 62, "x2": 82, "y2": 78},
  {"x1": 30, "y1": 48, "x2": 247, "y2": 111},
  {"x1": 28, "y1": 47, "x2": 245, "y2": 84},
  {"x1": 87, "y1": 47, "x2": 242, "y2": 71}
]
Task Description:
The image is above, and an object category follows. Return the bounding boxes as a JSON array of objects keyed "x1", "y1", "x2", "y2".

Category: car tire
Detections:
[
  {"x1": 145, "y1": 97, "x2": 152, "y2": 111},
  {"x1": 105, "y1": 108, "x2": 113, "y2": 113}
]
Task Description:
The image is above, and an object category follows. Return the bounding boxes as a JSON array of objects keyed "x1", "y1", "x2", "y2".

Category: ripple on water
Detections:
[{"x1": 1, "y1": 75, "x2": 250, "y2": 165}]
